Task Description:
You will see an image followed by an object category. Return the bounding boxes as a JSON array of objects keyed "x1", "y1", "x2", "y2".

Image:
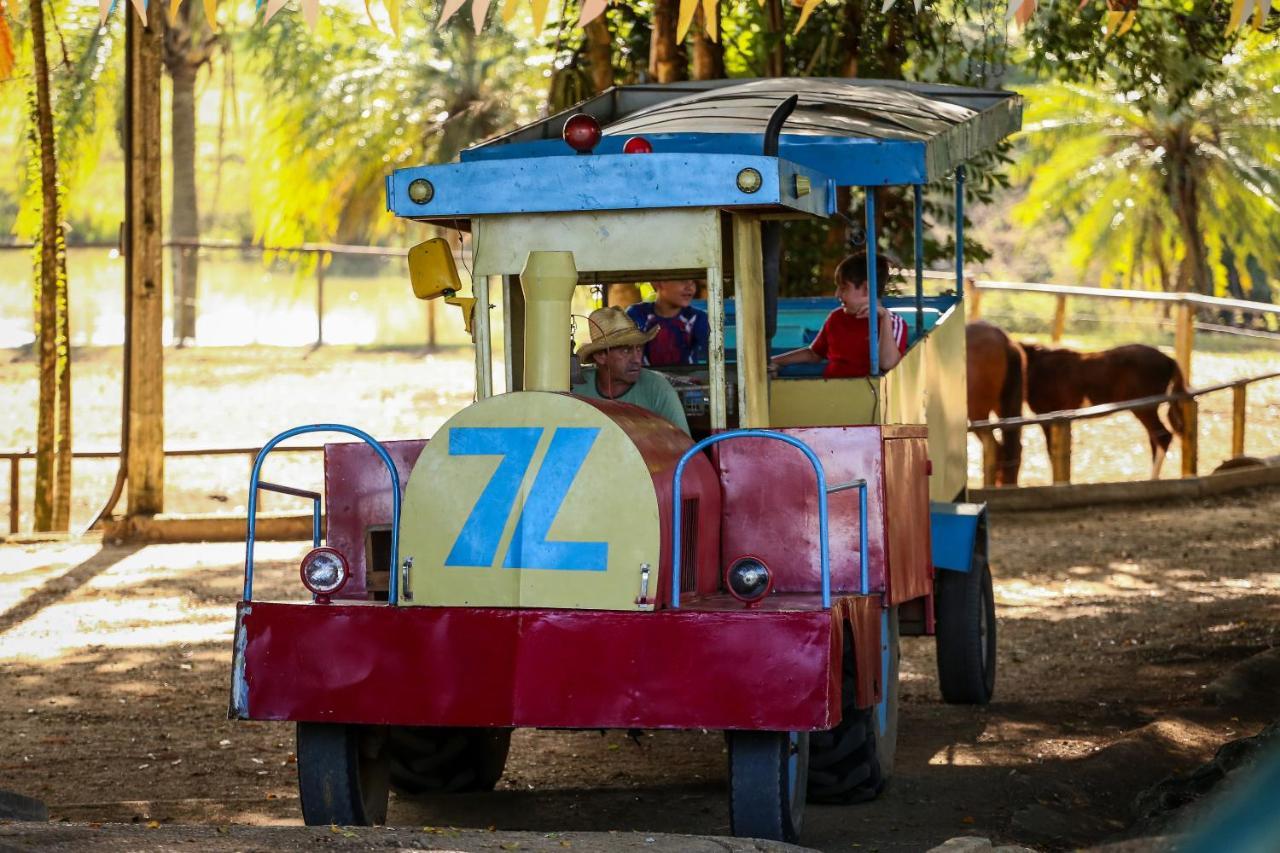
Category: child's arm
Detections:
[
  {"x1": 877, "y1": 307, "x2": 904, "y2": 371},
  {"x1": 769, "y1": 347, "x2": 823, "y2": 376}
]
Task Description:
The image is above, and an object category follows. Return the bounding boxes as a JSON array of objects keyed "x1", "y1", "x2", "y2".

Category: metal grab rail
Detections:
[
  {"x1": 244, "y1": 424, "x2": 402, "y2": 604},
  {"x1": 257, "y1": 481, "x2": 322, "y2": 549},
  {"x1": 670, "y1": 429, "x2": 871, "y2": 611}
]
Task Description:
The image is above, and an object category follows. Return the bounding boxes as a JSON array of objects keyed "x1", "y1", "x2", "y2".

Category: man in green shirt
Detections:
[{"x1": 572, "y1": 307, "x2": 691, "y2": 436}]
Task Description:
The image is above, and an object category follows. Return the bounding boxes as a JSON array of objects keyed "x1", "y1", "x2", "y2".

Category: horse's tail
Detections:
[
  {"x1": 1167, "y1": 360, "x2": 1187, "y2": 440},
  {"x1": 996, "y1": 339, "x2": 1026, "y2": 485}
]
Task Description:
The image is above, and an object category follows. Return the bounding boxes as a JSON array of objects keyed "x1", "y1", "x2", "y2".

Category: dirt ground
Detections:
[{"x1": 2, "y1": 488, "x2": 1278, "y2": 852}]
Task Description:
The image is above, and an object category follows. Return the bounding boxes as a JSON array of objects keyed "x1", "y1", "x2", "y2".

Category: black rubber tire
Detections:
[
  {"x1": 296, "y1": 722, "x2": 390, "y2": 826},
  {"x1": 935, "y1": 558, "x2": 997, "y2": 705},
  {"x1": 387, "y1": 726, "x2": 512, "y2": 794},
  {"x1": 808, "y1": 609, "x2": 899, "y2": 804},
  {"x1": 728, "y1": 730, "x2": 809, "y2": 843}
]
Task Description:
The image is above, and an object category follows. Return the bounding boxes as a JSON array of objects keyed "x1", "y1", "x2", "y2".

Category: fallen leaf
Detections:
[
  {"x1": 960, "y1": 816, "x2": 975, "y2": 824},
  {"x1": 146, "y1": 820, "x2": 160, "y2": 829}
]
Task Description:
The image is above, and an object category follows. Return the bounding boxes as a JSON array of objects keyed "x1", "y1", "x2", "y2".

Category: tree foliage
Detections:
[{"x1": 1014, "y1": 13, "x2": 1280, "y2": 296}]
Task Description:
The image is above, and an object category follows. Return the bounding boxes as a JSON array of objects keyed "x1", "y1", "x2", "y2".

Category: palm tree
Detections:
[
  {"x1": 241, "y1": 7, "x2": 542, "y2": 247},
  {"x1": 1012, "y1": 33, "x2": 1280, "y2": 296}
]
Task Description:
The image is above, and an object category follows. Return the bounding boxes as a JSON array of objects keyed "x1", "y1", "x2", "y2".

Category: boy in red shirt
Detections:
[{"x1": 770, "y1": 252, "x2": 907, "y2": 378}]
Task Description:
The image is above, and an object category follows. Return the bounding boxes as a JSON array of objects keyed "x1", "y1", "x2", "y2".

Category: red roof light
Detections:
[
  {"x1": 563, "y1": 114, "x2": 602, "y2": 154},
  {"x1": 622, "y1": 136, "x2": 653, "y2": 154}
]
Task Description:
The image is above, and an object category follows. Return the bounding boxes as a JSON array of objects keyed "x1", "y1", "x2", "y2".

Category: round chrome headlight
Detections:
[
  {"x1": 300, "y1": 547, "x2": 349, "y2": 599},
  {"x1": 725, "y1": 556, "x2": 772, "y2": 604},
  {"x1": 736, "y1": 168, "x2": 763, "y2": 194},
  {"x1": 407, "y1": 178, "x2": 434, "y2": 205}
]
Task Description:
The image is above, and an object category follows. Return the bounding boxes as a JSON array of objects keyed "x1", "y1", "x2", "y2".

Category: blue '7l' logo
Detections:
[{"x1": 443, "y1": 427, "x2": 609, "y2": 572}]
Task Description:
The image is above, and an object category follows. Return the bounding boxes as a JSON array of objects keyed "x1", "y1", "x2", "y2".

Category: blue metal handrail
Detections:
[
  {"x1": 243, "y1": 424, "x2": 403, "y2": 604},
  {"x1": 669, "y1": 429, "x2": 871, "y2": 610}
]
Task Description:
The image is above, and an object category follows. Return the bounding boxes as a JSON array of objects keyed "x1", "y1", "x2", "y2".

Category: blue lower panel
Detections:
[{"x1": 930, "y1": 502, "x2": 985, "y2": 573}]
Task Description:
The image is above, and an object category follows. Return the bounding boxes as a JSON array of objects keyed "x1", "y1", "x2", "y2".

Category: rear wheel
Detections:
[
  {"x1": 727, "y1": 730, "x2": 809, "y2": 842},
  {"x1": 297, "y1": 722, "x2": 390, "y2": 826},
  {"x1": 387, "y1": 726, "x2": 512, "y2": 794},
  {"x1": 808, "y1": 608, "x2": 899, "y2": 803},
  {"x1": 935, "y1": 557, "x2": 997, "y2": 704}
]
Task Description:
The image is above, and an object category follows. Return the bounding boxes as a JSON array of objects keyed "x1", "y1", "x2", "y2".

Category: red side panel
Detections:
[
  {"x1": 717, "y1": 426, "x2": 886, "y2": 595},
  {"x1": 882, "y1": 437, "x2": 933, "y2": 606},
  {"x1": 324, "y1": 439, "x2": 425, "y2": 599},
  {"x1": 234, "y1": 595, "x2": 852, "y2": 731}
]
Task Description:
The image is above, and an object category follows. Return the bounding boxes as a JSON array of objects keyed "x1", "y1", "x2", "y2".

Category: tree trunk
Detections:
[
  {"x1": 691, "y1": 6, "x2": 724, "y2": 80},
  {"x1": 170, "y1": 61, "x2": 199, "y2": 345},
  {"x1": 584, "y1": 17, "x2": 613, "y2": 93},
  {"x1": 28, "y1": 0, "x2": 63, "y2": 532},
  {"x1": 1168, "y1": 131, "x2": 1212, "y2": 295},
  {"x1": 764, "y1": 0, "x2": 785, "y2": 77},
  {"x1": 52, "y1": 204, "x2": 71, "y2": 530},
  {"x1": 840, "y1": 0, "x2": 865, "y2": 77},
  {"x1": 648, "y1": 0, "x2": 685, "y2": 83}
]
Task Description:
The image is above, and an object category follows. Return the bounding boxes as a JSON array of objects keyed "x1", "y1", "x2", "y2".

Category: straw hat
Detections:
[{"x1": 577, "y1": 307, "x2": 658, "y2": 363}]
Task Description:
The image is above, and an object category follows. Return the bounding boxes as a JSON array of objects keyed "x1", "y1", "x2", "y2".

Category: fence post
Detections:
[
  {"x1": 1051, "y1": 295, "x2": 1068, "y2": 343},
  {"x1": 1181, "y1": 398, "x2": 1199, "y2": 477},
  {"x1": 979, "y1": 430, "x2": 998, "y2": 487},
  {"x1": 1231, "y1": 385, "x2": 1247, "y2": 458},
  {"x1": 1174, "y1": 300, "x2": 1195, "y2": 386},
  {"x1": 315, "y1": 254, "x2": 327, "y2": 348},
  {"x1": 8, "y1": 457, "x2": 18, "y2": 535},
  {"x1": 1049, "y1": 421, "x2": 1072, "y2": 485},
  {"x1": 965, "y1": 277, "x2": 980, "y2": 321}
]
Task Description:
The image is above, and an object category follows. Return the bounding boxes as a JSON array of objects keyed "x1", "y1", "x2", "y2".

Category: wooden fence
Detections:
[
  {"x1": 970, "y1": 372, "x2": 1280, "y2": 487},
  {"x1": 1, "y1": 443, "x2": 324, "y2": 536}
]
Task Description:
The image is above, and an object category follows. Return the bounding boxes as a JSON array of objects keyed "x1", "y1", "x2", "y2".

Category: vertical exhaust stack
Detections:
[{"x1": 520, "y1": 251, "x2": 579, "y2": 392}]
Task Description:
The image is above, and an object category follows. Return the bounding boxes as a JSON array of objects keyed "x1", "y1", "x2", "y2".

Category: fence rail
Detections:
[
  {"x1": 2, "y1": 444, "x2": 325, "y2": 536},
  {"x1": 969, "y1": 371, "x2": 1280, "y2": 487}
]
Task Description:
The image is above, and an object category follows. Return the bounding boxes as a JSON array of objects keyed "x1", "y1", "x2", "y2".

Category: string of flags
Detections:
[{"x1": 80, "y1": 0, "x2": 1277, "y2": 38}]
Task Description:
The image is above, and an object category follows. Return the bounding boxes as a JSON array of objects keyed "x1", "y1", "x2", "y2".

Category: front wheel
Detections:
[
  {"x1": 387, "y1": 726, "x2": 512, "y2": 794},
  {"x1": 297, "y1": 722, "x2": 390, "y2": 826},
  {"x1": 727, "y1": 730, "x2": 809, "y2": 842},
  {"x1": 935, "y1": 559, "x2": 997, "y2": 704}
]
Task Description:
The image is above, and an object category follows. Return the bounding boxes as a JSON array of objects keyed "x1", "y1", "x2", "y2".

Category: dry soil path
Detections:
[{"x1": 2, "y1": 487, "x2": 1278, "y2": 851}]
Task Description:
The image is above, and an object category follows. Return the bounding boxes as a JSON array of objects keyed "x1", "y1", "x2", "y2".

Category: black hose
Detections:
[{"x1": 763, "y1": 95, "x2": 799, "y2": 157}]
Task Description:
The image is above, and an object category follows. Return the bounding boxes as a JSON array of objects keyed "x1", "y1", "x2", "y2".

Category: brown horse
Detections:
[
  {"x1": 1022, "y1": 342, "x2": 1187, "y2": 479},
  {"x1": 967, "y1": 322, "x2": 1026, "y2": 486}
]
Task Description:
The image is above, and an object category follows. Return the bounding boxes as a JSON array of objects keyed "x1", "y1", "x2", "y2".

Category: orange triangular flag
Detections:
[
  {"x1": 579, "y1": 0, "x2": 607, "y2": 26},
  {"x1": 438, "y1": 0, "x2": 467, "y2": 27},
  {"x1": 301, "y1": 0, "x2": 319, "y2": 26},
  {"x1": 472, "y1": 0, "x2": 492, "y2": 32},
  {"x1": 130, "y1": 0, "x2": 148, "y2": 26},
  {"x1": 264, "y1": 0, "x2": 289, "y2": 23},
  {"x1": 202, "y1": 0, "x2": 218, "y2": 30},
  {"x1": 794, "y1": 0, "x2": 822, "y2": 31}
]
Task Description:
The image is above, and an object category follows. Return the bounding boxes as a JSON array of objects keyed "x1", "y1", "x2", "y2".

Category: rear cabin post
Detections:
[
  {"x1": 732, "y1": 214, "x2": 770, "y2": 428},
  {"x1": 864, "y1": 187, "x2": 880, "y2": 376},
  {"x1": 955, "y1": 166, "x2": 965, "y2": 304},
  {"x1": 913, "y1": 185, "x2": 924, "y2": 340},
  {"x1": 473, "y1": 275, "x2": 493, "y2": 398},
  {"x1": 707, "y1": 265, "x2": 727, "y2": 430}
]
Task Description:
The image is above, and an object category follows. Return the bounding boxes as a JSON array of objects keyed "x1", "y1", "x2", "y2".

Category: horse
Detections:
[
  {"x1": 1021, "y1": 342, "x2": 1187, "y2": 479},
  {"x1": 966, "y1": 321, "x2": 1026, "y2": 486}
]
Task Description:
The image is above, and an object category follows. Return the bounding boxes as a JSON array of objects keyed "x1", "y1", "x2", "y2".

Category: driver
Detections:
[{"x1": 572, "y1": 307, "x2": 691, "y2": 435}]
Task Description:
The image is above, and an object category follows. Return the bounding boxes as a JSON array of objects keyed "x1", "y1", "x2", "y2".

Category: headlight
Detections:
[
  {"x1": 736, "y1": 168, "x2": 763, "y2": 194},
  {"x1": 725, "y1": 556, "x2": 772, "y2": 606},
  {"x1": 300, "y1": 547, "x2": 349, "y2": 602}
]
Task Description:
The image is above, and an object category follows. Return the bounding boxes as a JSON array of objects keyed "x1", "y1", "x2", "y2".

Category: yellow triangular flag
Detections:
[
  {"x1": 794, "y1": 0, "x2": 822, "y2": 32},
  {"x1": 387, "y1": 0, "x2": 401, "y2": 35},
  {"x1": 202, "y1": 0, "x2": 219, "y2": 31},
  {"x1": 167, "y1": 0, "x2": 181, "y2": 24},
  {"x1": 264, "y1": 0, "x2": 289, "y2": 24},
  {"x1": 129, "y1": 0, "x2": 148, "y2": 26},
  {"x1": 471, "y1": 0, "x2": 492, "y2": 33},
  {"x1": 530, "y1": 0, "x2": 551, "y2": 34},
  {"x1": 700, "y1": 0, "x2": 718, "y2": 40},
  {"x1": 438, "y1": 0, "x2": 467, "y2": 27},
  {"x1": 676, "y1": 0, "x2": 699, "y2": 40},
  {"x1": 579, "y1": 0, "x2": 606, "y2": 26},
  {"x1": 1102, "y1": 8, "x2": 1135, "y2": 36},
  {"x1": 501, "y1": 0, "x2": 520, "y2": 23},
  {"x1": 1228, "y1": 0, "x2": 1252, "y2": 29},
  {"x1": 301, "y1": 0, "x2": 319, "y2": 27}
]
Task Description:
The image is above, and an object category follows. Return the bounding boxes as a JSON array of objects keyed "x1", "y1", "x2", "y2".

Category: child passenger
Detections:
[
  {"x1": 770, "y1": 252, "x2": 907, "y2": 378},
  {"x1": 626, "y1": 279, "x2": 710, "y2": 367}
]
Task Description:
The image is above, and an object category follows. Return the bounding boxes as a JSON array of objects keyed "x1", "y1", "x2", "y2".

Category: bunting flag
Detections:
[
  {"x1": 0, "y1": 0, "x2": 13, "y2": 82},
  {"x1": 85, "y1": 0, "x2": 1277, "y2": 41}
]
